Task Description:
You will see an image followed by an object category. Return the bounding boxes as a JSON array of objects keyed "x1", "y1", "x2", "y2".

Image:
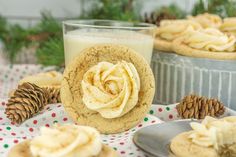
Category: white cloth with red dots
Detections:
[{"x1": 0, "y1": 65, "x2": 235, "y2": 157}]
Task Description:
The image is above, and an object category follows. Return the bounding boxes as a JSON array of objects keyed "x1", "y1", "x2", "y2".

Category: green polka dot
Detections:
[
  {"x1": 129, "y1": 153, "x2": 134, "y2": 155},
  {"x1": 6, "y1": 126, "x2": 11, "y2": 130},
  {"x1": 103, "y1": 139, "x2": 107, "y2": 142},
  {"x1": 166, "y1": 107, "x2": 170, "y2": 111},
  {"x1": 9, "y1": 64, "x2": 13, "y2": 69},
  {"x1": 53, "y1": 120, "x2": 58, "y2": 124},
  {"x1": 3, "y1": 144, "x2": 9, "y2": 148},
  {"x1": 149, "y1": 110, "x2": 154, "y2": 114},
  {"x1": 144, "y1": 117, "x2": 149, "y2": 121},
  {"x1": 113, "y1": 147, "x2": 117, "y2": 150},
  {"x1": 4, "y1": 75, "x2": 8, "y2": 78},
  {"x1": 132, "y1": 129, "x2": 136, "y2": 132}
]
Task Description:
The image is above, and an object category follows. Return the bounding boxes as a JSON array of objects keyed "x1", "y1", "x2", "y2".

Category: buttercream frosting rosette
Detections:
[
  {"x1": 155, "y1": 19, "x2": 202, "y2": 52},
  {"x1": 187, "y1": 13, "x2": 222, "y2": 28},
  {"x1": 7, "y1": 124, "x2": 118, "y2": 157},
  {"x1": 220, "y1": 18, "x2": 236, "y2": 37},
  {"x1": 173, "y1": 28, "x2": 236, "y2": 60},
  {"x1": 170, "y1": 116, "x2": 236, "y2": 157},
  {"x1": 60, "y1": 44, "x2": 155, "y2": 133}
]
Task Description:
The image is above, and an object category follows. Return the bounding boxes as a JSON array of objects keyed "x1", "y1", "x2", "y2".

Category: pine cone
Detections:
[
  {"x1": 5, "y1": 83, "x2": 48, "y2": 124},
  {"x1": 176, "y1": 95, "x2": 225, "y2": 119},
  {"x1": 218, "y1": 144, "x2": 236, "y2": 157},
  {"x1": 44, "y1": 87, "x2": 61, "y2": 104},
  {"x1": 143, "y1": 12, "x2": 176, "y2": 26}
]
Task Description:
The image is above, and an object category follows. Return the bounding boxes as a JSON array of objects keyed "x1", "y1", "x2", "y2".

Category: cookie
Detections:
[
  {"x1": 170, "y1": 131, "x2": 217, "y2": 157},
  {"x1": 60, "y1": 44, "x2": 155, "y2": 134},
  {"x1": 187, "y1": 13, "x2": 222, "y2": 28},
  {"x1": 19, "y1": 71, "x2": 63, "y2": 88},
  {"x1": 8, "y1": 141, "x2": 118, "y2": 157},
  {"x1": 172, "y1": 30, "x2": 236, "y2": 60},
  {"x1": 154, "y1": 37, "x2": 173, "y2": 52},
  {"x1": 154, "y1": 20, "x2": 202, "y2": 52}
]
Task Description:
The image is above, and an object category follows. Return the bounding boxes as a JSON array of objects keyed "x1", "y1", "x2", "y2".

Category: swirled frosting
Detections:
[
  {"x1": 156, "y1": 20, "x2": 202, "y2": 41},
  {"x1": 30, "y1": 124, "x2": 102, "y2": 157},
  {"x1": 181, "y1": 28, "x2": 236, "y2": 52},
  {"x1": 189, "y1": 116, "x2": 236, "y2": 150},
  {"x1": 220, "y1": 18, "x2": 236, "y2": 36},
  {"x1": 82, "y1": 61, "x2": 140, "y2": 119},
  {"x1": 187, "y1": 13, "x2": 222, "y2": 28}
]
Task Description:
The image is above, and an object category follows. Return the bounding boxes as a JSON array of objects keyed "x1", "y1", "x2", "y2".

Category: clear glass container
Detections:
[{"x1": 63, "y1": 20, "x2": 156, "y2": 65}]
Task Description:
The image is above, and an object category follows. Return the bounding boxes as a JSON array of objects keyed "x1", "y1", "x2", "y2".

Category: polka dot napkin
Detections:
[{"x1": 0, "y1": 98, "x2": 171, "y2": 157}]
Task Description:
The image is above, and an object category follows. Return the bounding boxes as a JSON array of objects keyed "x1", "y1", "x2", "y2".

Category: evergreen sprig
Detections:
[{"x1": 36, "y1": 38, "x2": 64, "y2": 67}]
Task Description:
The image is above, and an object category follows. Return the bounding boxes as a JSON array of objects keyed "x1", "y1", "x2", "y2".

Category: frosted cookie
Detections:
[
  {"x1": 60, "y1": 44, "x2": 155, "y2": 134},
  {"x1": 155, "y1": 20, "x2": 202, "y2": 52},
  {"x1": 8, "y1": 124, "x2": 118, "y2": 157},
  {"x1": 187, "y1": 13, "x2": 222, "y2": 28},
  {"x1": 220, "y1": 18, "x2": 236, "y2": 37},
  {"x1": 173, "y1": 28, "x2": 236, "y2": 60},
  {"x1": 19, "y1": 71, "x2": 63, "y2": 88},
  {"x1": 170, "y1": 116, "x2": 236, "y2": 157}
]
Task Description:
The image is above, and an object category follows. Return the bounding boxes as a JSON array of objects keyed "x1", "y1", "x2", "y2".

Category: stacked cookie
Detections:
[{"x1": 155, "y1": 13, "x2": 236, "y2": 60}]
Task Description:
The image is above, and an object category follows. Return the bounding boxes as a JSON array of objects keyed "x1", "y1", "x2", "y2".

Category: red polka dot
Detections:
[
  {"x1": 0, "y1": 117, "x2": 2, "y2": 120},
  {"x1": 0, "y1": 138, "x2": 3, "y2": 141},
  {"x1": 57, "y1": 105, "x2": 61, "y2": 107},
  {"x1": 151, "y1": 120, "x2": 156, "y2": 123},
  {"x1": 169, "y1": 114, "x2": 173, "y2": 119},
  {"x1": 125, "y1": 132, "x2": 129, "y2": 135},
  {"x1": 13, "y1": 139, "x2": 18, "y2": 143},
  {"x1": 158, "y1": 108, "x2": 163, "y2": 112},
  {"x1": 110, "y1": 138, "x2": 115, "y2": 140},
  {"x1": 138, "y1": 124, "x2": 142, "y2": 127},
  {"x1": 46, "y1": 107, "x2": 50, "y2": 110},
  {"x1": 63, "y1": 117, "x2": 68, "y2": 121},
  {"x1": 11, "y1": 132, "x2": 16, "y2": 136},
  {"x1": 33, "y1": 120, "x2": 38, "y2": 124},
  {"x1": 120, "y1": 142, "x2": 124, "y2": 145},
  {"x1": 51, "y1": 113, "x2": 56, "y2": 117},
  {"x1": 120, "y1": 151, "x2": 125, "y2": 154},
  {"x1": 11, "y1": 122, "x2": 15, "y2": 125},
  {"x1": 0, "y1": 128, "x2": 2, "y2": 131},
  {"x1": 45, "y1": 124, "x2": 50, "y2": 127},
  {"x1": 1, "y1": 102, "x2": 5, "y2": 106},
  {"x1": 29, "y1": 128, "x2": 34, "y2": 132},
  {"x1": 22, "y1": 137, "x2": 27, "y2": 139}
]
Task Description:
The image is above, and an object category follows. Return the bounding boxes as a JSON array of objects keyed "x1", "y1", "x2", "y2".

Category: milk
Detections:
[{"x1": 64, "y1": 29, "x2": 154, "y2": 65}]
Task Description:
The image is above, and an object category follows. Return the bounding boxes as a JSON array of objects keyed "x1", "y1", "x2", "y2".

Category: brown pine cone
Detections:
[
  {"x1": 5, "y1": 83, "x2": 48, "y2": 124},
  {"x1": 44, "y1": 87, "x2": 61, "y2": 104},
  {"x1": 176, "y1": 95, "x2": 225, "y2": 119}
]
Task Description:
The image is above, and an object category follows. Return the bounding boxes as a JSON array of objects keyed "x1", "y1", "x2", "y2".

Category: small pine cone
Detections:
[
  {"x1": 44, "y1": 87, "x2": 61, "y2": 104},
  {"x1": 5, "y1": 83, "x2": 48, "y2": 124},
  {"x1": 218, "y1": 144, "x2": 236, "y2": 157},
  {"x1": 176, "y1": 95, "x2": 225, "y2": 119}
]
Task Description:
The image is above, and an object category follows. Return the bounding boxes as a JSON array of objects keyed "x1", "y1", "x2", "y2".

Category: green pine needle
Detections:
[{"x1": 36, "y1": 38, "x2": 64, "y2": 67}]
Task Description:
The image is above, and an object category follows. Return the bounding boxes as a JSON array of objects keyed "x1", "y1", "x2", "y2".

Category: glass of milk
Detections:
[{"x1": 63, "y1": 20, "x2": 156, "y2": 65}]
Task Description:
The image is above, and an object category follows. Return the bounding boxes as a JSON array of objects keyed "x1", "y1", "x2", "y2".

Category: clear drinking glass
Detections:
[{"x1": 63, "y1": 20, "x2": 156, "y2": 65}]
